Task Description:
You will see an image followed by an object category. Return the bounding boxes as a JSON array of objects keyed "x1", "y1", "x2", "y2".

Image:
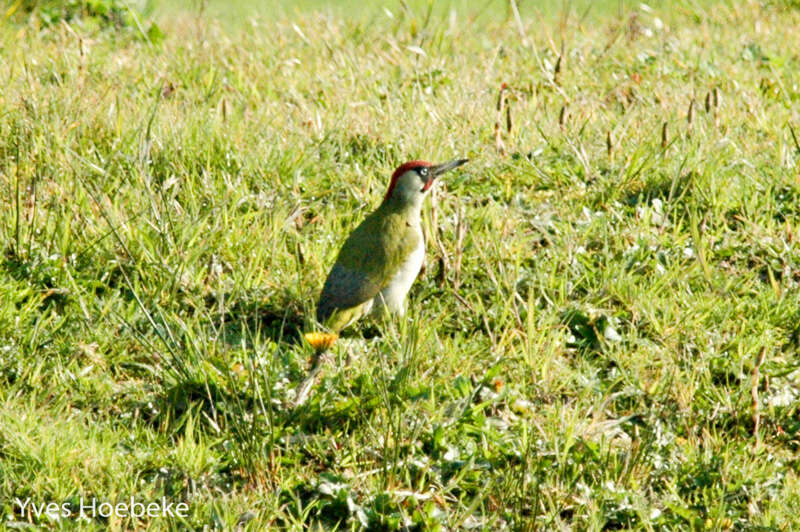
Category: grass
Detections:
[{"x1": 2, "y1": 0, "x2": 800, "y2": 529}]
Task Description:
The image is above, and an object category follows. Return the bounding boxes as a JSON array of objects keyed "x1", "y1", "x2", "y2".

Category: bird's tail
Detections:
[{"x1": 303, "y1": 331, "x2": 338, "y2": 351}]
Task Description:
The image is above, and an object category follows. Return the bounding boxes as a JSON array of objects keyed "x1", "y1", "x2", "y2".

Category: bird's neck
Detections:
[{"x1": 380, "y1": 194, "x2": 424, "y2": 222}]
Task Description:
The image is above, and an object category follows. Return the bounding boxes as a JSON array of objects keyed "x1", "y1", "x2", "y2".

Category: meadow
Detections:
[{"x1": 1, "y1": 0, "x2": 800, "y2": 529}]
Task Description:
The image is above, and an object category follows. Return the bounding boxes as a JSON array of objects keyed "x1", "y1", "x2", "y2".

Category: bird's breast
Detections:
[{"x1": 373, "y1": 231, "x2": 425, "y2": 316}]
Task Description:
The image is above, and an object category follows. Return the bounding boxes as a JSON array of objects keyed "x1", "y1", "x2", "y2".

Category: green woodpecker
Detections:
[{"x1": 305, "y1": 158, "x2": 468, "y2": 349}]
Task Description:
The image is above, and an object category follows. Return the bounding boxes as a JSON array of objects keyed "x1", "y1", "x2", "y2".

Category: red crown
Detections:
[{"x1": 384, "y1": 160, "x2": 431, "y2": 202}]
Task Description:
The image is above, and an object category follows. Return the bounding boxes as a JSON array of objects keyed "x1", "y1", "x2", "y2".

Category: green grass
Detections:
[
  {"x1": 2, "y1": 0, "x2": 800, "y2": 529},
  {"x1": 160, "y1": 0, "x2": 663, "y2": 28}
]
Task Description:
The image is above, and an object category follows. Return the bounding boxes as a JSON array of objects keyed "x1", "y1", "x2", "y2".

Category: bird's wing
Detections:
[
  {"x1": 316, "y1": 261, "x2": 383, "y2": 324},
  {"x1": 316, "y1": 210, "x2": 419, "y2": 327},
  {"x1": 316, "y1": 212, "x2": 387, "y2": 324}
]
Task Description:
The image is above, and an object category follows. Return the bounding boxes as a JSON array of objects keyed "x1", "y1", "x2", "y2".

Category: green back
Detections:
[{"x1": 316, "y1": 202, "x2": 421, "y2": 329}]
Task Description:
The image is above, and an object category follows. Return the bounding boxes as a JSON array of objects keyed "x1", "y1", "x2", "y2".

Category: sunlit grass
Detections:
[{"x1": 1, "y1": 0, "x2": 800, "y2": 529}]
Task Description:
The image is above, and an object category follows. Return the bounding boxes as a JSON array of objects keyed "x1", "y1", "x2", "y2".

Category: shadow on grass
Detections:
[
  {"x1": 288, "y1": 373, "x2": 383, "y2": 433},
  {"x1": 204, "y1": 288, "x2": 307, "y2": 347},
  {"x1": 620, "y1": 170, "x2": 694, "y2": 208}
]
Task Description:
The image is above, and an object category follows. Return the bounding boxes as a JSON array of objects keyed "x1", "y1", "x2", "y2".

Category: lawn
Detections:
[{"x1": 1, "y1": 0, "x2": 800, "y2": 529}]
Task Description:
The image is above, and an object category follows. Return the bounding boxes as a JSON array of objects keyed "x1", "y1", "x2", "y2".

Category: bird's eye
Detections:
[{"x1": 418, "y1": 167, "x2": 429, "y2": 177}]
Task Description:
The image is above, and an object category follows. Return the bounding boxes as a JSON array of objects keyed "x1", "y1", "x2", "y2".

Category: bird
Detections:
[
  {"x1": 314, "y1": 158, "x2": 468, "y2": 336},
  {"x1": 296, "y1": 158, "x2": 468, "y2": 404}
]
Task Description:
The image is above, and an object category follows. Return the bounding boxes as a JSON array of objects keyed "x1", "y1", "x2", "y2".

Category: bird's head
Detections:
[{"x1": 383, "y1": 158, "x2": 468, "y2": 208}]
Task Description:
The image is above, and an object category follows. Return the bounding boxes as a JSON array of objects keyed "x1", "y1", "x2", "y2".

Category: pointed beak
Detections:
[
  {"x1": 430, "y1": 158, "x2": 469, "y2": 177},
  {"x1": 422, "y1": 158, "x2": 469, "y2": 191}
]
